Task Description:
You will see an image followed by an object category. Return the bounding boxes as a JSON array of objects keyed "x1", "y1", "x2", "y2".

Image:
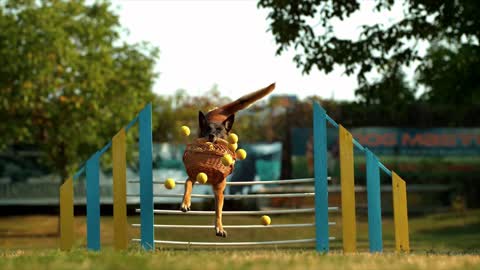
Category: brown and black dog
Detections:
[{"x1": 180, "y1": 83, "x2": 275, "y2": 237}]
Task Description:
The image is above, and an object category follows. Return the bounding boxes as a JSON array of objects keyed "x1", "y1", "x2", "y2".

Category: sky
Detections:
[{"x1": 110, "y1": 0, "x2": 407, "y2": 101}]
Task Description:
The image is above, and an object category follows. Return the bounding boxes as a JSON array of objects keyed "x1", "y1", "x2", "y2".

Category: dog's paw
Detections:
[
  {"x1": 180, "y1": 203, "x2": 191, "y2": 212},
  {"x1": 215, "y1": 228, "x2": 227, "y2": 238}
]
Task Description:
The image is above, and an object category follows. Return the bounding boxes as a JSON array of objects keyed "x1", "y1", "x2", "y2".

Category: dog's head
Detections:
[
  {"x1": 198, "y1": 111, "x2": 234, "y2": 143},
  {"x1": 196, "y1": 83, "x2": 275, "y2": 143}
]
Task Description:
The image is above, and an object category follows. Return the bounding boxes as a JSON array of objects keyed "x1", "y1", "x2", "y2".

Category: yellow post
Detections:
[
  {"x1": 339, "y1": 125, "x2": 356, "y2": 253},
  {"x1": 392, "y1": 171, "x2": 410, "y2": 252},
  {"x1": 60, "y1": 178, "x2": 74, "y2": 251},
  {"x1": 113, "y1": 128, "x2": 128, "y2": 250}
]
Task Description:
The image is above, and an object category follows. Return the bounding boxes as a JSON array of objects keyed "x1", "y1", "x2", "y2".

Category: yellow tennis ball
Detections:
[
  {"x1": 164, "y1": 178, "x2": 175, "y2": 189},
  {"x1": 228, "y1": 143, "x2": 238, "y2": 152},
  {"x1": 206, "y1": 142, "x2": 215, "y2": 151},
  {"x1": 221, "y1": 154, "x2": 233, "y2": 166},
  {"x1": 236, "y1": 149, "x2": 247, "y2": 160},
  {"x1": 180, "y1": 126, "x2": 190, "y2": 136},
  {"x1": 260, "y1": 215, "x2": 271, "y2": 226},
  {"x1": 227, "y1": 133, "x2": 238, "y2": 144},
  {"x1": 196, "y1": 172, "x2": 208, "y2": 184}
]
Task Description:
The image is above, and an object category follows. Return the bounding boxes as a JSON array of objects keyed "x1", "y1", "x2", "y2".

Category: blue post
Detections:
[
  {"x1": 366, "y1": 148, "x2": 383, "y2": 252},
  {"x1": 86, "y1": 151, "x2": 101, "y2": 251},
  {"x1": 139, "y1": 103, "x2": 154, "y2": 250},
  {"x1": 313, "y1": 102, "x2": 329, "y2": 252}
]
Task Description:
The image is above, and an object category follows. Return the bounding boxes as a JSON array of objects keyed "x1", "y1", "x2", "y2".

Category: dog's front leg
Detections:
[
  {"x1": 181, "y1": 178, "x2": 194, "y2": 212},
  {"x1": 213, "y1": 180, "x2": 227, "y2": 237}
]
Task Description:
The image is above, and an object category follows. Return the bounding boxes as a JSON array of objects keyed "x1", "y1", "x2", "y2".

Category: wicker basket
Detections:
[{"x1": 183, "y1": 139, "x2": 236, "y2": 183}]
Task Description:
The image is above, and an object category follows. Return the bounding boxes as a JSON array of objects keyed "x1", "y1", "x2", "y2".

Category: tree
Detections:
[
  {"x1": 355, "y1": 67, "x2": 415, "y2": 106},
  {"x1": 258, "y1": 0, "x2": 480, "y2": 99},
  {"x1": 418, "y1": 44, "x2": 480, "y2": 105},
  {"x1": 0, "y1": 0, "x2": 159, "y2": 182},
  {"x1": 151, "y1": 85, "x2": 278, "y2": 144},
  {"x1": 152, "y1": 85, "x2": 235, "y2": 144}
]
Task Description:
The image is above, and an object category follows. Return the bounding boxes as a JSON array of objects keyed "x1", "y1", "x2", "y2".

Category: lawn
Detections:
[{"x1": 0, "y1": 209, "x2": 479, "y2": 269}]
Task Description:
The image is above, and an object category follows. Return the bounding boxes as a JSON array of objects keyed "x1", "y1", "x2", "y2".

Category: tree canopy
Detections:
[
  {"x1": 418, "y1": 43, "x2": 480, "y2": 105},
  {"x1": 258, "y1": 0, "x2": 480, "y2": 102},
  {"x1": 0, "y1": 0, "x2": 159, "y2": 180}
]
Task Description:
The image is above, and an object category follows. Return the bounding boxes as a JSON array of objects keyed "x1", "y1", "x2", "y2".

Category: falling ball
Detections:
[
  {"x1": 260, "y1": 215, "x2": 271, "y2": 226},
  {"x1": 180, "y1": 126, "x2": 190, "y2": 136},
  {"x1": 221, "y1": 154, "x2": 233, "y2": 166},
  {"x1": 236, "y1": 149, "x2": 247, "y2": 160},
  {"x1": 228, "y1": 143, "x2": 238, "y2": 152},
  {"x1": 227, "y1": 133, "x2": 238, "y2": 144},
  {"x1": 164, "y1": 178, "x2": 175, "y2": 189},
  {"x1": 196, "y1": 172, "x2": 208, "y2": 184}
]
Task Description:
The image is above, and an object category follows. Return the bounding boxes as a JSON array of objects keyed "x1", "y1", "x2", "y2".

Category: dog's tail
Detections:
[{"x1": 206, "y1": 83, "x2": 276, "y2": 122}]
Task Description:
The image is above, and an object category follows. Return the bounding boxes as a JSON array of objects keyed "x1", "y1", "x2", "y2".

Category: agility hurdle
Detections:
[
  {"x1": 128, "y1": 176, "x2": 338, "y2": 247},
  {"x1": 59, "y1": 102, "x2": 409, "y2": 253},
  {"x1": 314, "y1": 103, "x2": 409, "y2": 253},
  {"x1": 60, "y1": 104, "x2": 154, "y2": 251}
]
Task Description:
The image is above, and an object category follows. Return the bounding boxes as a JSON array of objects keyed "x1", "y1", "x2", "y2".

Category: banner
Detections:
[
  {"x1": 291, "y1": 127, "x2": 480, "y2": 179},
  {"x1": 292, "y1": 127, "x2": 480, "y2": 156}
]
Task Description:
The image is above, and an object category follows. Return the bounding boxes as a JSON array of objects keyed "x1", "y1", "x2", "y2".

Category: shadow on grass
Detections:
[
  {"x1": 0, "y1": 229, "x2": 58, "y2": 238},
  {"x1": 145, "y1": 246, "x2": 340, "y2": 253},
  {"x1": 414, "y1": 221, "x2": 480, "y2": 252}
]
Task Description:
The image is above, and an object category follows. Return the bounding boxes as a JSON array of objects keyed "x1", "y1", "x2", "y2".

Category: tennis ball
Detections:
[
  {"x1": 196, "y1": 172, "x2": 208, "y2": 184},
  {"x1": 236, "y1": 149, "x2": 247, "y2": 160},
  {"x1": 228, "y1": 143, "x2": 238, "y2": 152},
  {"x1": 180, "y1": 126, "x2": 190, "y2": 136},
  {"x1": 164, "y1": 178, "x2": 175, "y2": 189},
  {"x1": 221, "y1": 154, "x2": 233, "y2": 166},
  {"x1": 260, "y1": 215, "x2": 271, "y2": 226},
  {"x1": 206, "y1": 142, "x2": 215, "y2": 151},
  {"x1": 227, "y1": 133, "x2": 238, "y2": 144}
]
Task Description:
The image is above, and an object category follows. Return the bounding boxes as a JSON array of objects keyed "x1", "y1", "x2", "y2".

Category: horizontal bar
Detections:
[
  {"x1": 136, "y1": 207, "x2": 338, "y2": 215},
  {"x1": 128, "y1": 177, "x2": 331, "y2": 185},
  {"x1": 325, "y1": 114, "x2": 339, "y2": 128},
  {"x1": 127, "y1": 193, "x2": 316, "y2": 199},
  {"x1": 148, "y1": 208, "x2": 317, "y2": 215},
  {"x1": 378, "y1": 161, "x2": 392, "y2": 177},
  {"x1": 131, "y1": 223, "x2": 336, "y2": 229},
  {"x1": 210, "y1": 178, "x2": 317, "y2": 185},
  {"x1": 131, "y1": 238, "x2": 335, "y2": 246}
]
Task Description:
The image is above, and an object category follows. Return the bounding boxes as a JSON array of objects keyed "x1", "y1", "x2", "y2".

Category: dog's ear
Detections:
[
  {"x1": 222, "y1": 114, "x2": 235, "y2": 133},
  {"x1": 198, "y1": 111, "x2": 208, "y2": 131}
]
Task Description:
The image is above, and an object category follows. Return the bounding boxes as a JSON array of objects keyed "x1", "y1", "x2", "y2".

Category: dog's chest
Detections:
[{"x1": 182, "y1": 139, "x2": 236, "y2": 184}]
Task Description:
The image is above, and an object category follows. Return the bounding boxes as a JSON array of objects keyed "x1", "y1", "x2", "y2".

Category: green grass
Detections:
[
  {"x1": 1, "y1": 249, "x2": 479, "y2": 270},
  {"x1": 0, "y1": 209, "x2": 479, "y2": 269}
]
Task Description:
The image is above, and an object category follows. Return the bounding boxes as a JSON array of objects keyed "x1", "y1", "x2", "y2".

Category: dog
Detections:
[{"x1": 180, "y1": 83, "x2": 275, "y2": 238}]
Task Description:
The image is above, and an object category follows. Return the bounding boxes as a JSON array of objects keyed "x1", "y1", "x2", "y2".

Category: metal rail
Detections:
[
  {"x1": 134, "y1": 207, "x2": 339, "y2": 215},
  {"x1": 127, "y1": 177, "x2": 331, "y2": 185},
  {"x1": 131, "y1": 238, "x2": 335, "y2": 246},
  {"x1": 127, "y1": 193, "x2": 316, "y2": 199},
  {"x1": 131, "y1": 223, "x2": 336, "y2": 229}
]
